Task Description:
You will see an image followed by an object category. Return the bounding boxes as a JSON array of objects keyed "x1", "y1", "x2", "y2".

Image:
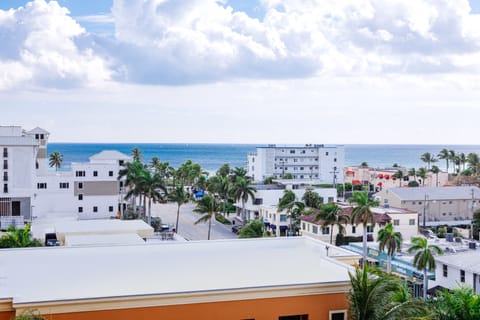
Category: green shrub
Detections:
[{"x1": 215, "y1": 214, "x2": 232, "y2": 225}]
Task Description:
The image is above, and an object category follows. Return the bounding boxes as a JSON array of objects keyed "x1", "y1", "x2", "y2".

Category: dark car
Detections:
[{"x1": 232, "y1": 225, "x2": 243, "y2": 234}]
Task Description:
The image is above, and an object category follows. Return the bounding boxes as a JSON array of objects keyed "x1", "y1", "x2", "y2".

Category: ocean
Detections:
[{"x1": 48, "y1": 143, "x2": 480, "y2": 173}]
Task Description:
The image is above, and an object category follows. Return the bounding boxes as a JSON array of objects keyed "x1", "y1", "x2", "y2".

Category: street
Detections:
[{"x1": 151, "y1": 202, "x2": 238, "y2": 241}]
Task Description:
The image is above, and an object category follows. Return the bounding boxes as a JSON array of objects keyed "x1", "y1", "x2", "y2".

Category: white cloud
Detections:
[{"x1": 0, "y1": 0, "x2": 111, "y2": 90}]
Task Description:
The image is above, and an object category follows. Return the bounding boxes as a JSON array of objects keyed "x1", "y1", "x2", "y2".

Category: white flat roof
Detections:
[
  {"x1": 64, "y1": 233, "x2": 146, "y2": 247},
  {"x1": 53, "y1": 219, "x2": 153, "y2": 235},
  {"x1": 0, "y1": 237, "x2": 353, "y2": 304},
  {"x1": 436, "y1": 250, "x2": 480, "y2": 273}
]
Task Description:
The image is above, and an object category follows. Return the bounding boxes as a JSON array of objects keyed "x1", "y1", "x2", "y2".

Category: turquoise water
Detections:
[{"x1": 48, "y1": 143, "x2": 480, "y2": 172}]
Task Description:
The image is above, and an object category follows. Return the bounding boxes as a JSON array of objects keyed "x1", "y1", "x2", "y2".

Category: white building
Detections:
[
  {"x1": 300, "y1": 204, "x2": 419, "y2": 244},
  {"x1": 430, "y1": 246, "x2": 480, "y2": 294},
  {"x1": 0, "y1": 125, "x2": 130, "y2": 228},
  {"x1": 247, "y1": 144, "x2": 345, "y2": 184}
]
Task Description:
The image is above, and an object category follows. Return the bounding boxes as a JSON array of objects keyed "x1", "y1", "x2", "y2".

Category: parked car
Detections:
[{"x1": 232, "y1": 225, "x2": 243, "y2": 234}]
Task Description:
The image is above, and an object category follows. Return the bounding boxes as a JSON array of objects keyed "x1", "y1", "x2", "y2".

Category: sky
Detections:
[{"x1": 1, "y1": 0, "x2": 480, "y2": 144}]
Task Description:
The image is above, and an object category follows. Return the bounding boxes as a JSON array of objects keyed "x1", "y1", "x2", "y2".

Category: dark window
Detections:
[
  {"x1": 37, "y1": 183, "x2": 47, "y2": 189},
  {"x1": 75, "y1": 171, "x2": 86, "y2": 177},
  {"x1": 78, "y1": 194, "x2": 83, "y2": 201},
  {"x1": 330, "y1": 312, "x2": 346, "y2": 320},
  {"x1": 93, "y1": 171, "x2": 98, "y2": 177},
  {"x1": 40, "y1": 134, "x2": 44, "y2": 139},
  {"x1": 279, "y1": 315, "x2": 308, "y2": 320},
  {"x1": 59, "y1": 182, "x2": 69, "y2": 189},
  {"x1": 325, "y1": 152, "x2": 329, "y2": 156},
  {"x1": 352, "y1": 226, "x2": 356, "y2": 234},
  {"x1": 109, "y1": 171, "x2": 114, "y2": 177},
  {"x1": 78, "y1": 182, "x2": 83, "y2": 189},
  {"x1": 443, "y1": 264, "x2": 448, "y2": 277},
  {"x1": 3, "y1": 184, "x2": 7, "y2": 193},
  {"x1": 35, "y1": 134, "x2": 39, "y2": 139},
  {"x1": 461, "y1": 270, "x2": 465, "y2": 283},
  {"x1": 93, "y1": 206, "x2": 98, "y2": 213},
  {"x1": 109, "y1": 206, "x2": 114, "y2": 212},
  {"x1": 119, "y1": 160, "x2": 124, "y2": 166},
  {"x1": 254, "y1": 198, "x2": 263, "y2": 205},
  {"x1": 366, "y1": 225, "x2": 374, "y2": 233},
  {"x1": 78, "y1": 207, "x2": 83, "y2": 213},
  {"x1": 2, "y1": 148, "x2": 7, "y2": 157},
  {"x1": 3, "y1": 172, "x2": 7, "y2": 182},
  {"x1": 3, "y1": 160, "x2": 7, "y2": 169}
]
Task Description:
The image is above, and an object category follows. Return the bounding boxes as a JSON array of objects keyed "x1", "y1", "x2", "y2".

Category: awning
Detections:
[
  {"x1": 345, "y1": 170, "x2": 355, "y2": 175},
  {"x1": 352, "y1": 180, "x2": 361, "y2": 185},
  {"x1": 384, "y1": 174, "x2": 390, "y2": 179},
  {"x1": 270, "y1": 224, "x2": 276, "y2": 230},
  {"x1": 377, "y1": 173, "x2": 384, "y2": 178},
  {"x1": 377, "y1": 182, "x2": 383, "y2": 186},
  {"x1": 263, "y1": 222, "x2": 271, "y2": 227},
  {"x1": 279, "y1": 226, "x2": 289, "y2": 231}
]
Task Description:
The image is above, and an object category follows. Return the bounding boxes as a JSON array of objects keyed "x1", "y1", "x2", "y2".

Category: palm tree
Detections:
[
  {"x1": 138, "y1": 170, "x2": 167, "y2": 225},
  {"x1": 168, "y1": 184, "x2": 189, "y2": 233},
  {"x1": 431, "y1": 286, "x2": 480, "y2": 320},
  {"x1": 207, "y1": 176, "x2": 231, "y2": 215},
  {"x1": 118, "y1": 161, "x2": 146, "y2": 216},
  {"x1": 417, "y1": 167, "x2": 427, "y2": 186},
  {"x1": 193, "y1": 194, "x2": 220, "y2": 240},
  {"x1": 349, "y1": 264, "x2": 430, "y2": 320},
  {"x1": 467, "y1": 152, "x2": 480, "y2": 176},
  {"x1": 231, "y1": 167, "x2": 248, "y2": 182},
  {"x1": 48, "y1": 151, "x2": 63, "y2": 171},
  {"x1": 230, "y1": 176, "x2": 256, "y2": 224},
  {"x1": 349, "y1": 191, "x2": 379, "y2": 265},
  {"x1": 393, "y1": 170, "x2": 403, "y2": 187},
  {"x1": 377, "y1": 223, "x2": 402, "y2": 272},
  {"x1": 430, "y1": 165, "x2": 440, "y2": 187},
  {"x1": 438, "y1": 148, "x2": 450, "y2": 173},
  {"x1": 408, "y1": 168, "x2": 417, "y2": 183},
  {"x1": 278, "y1": 190, "x2": 305, "y2": 235},
  {"x1": 131, "y1": 147, "x2": 142, "y2": 162},
  {"x1": 238, "y1": 220, "x2": 264, "y2": 238},
  {"x1": 458, "y1": 152, "x2": 467, "y2": 172},
  {"x1": 420, "y1": 152, "x2": 437, "y2": 170},
  {"x1": 407, "y1": 236, "x2": 443, "y2": 300},
  {"x1": 316, "y1": 203, "x2": 349, "y2": 244}
]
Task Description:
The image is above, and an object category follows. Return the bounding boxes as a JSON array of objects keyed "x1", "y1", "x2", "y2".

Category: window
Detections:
[
  {"x1": 119, "y1": 160, "x2": 124, "y2": 166},
  {"x1": 78, "y1": 182, "x2": 83, "y2": 189},
  {"x1": 325, "y1": 152, "x2": 329, "y2": 156},
  {"x1": 109, "y1": 171, "x2": 114, "y2": 177},
  {"x1": 302, "y1": 222, "x2": 306, "y2": 230},
  {"x1": 322, "y1": 227, "x2": 330, "y2": 235},
  {"x1": 109, "y1": 206, "x2": 114, "y2": 212},
  {"x1": 254, "y1": 198, "x2": 263, "y2": 205},
  {"x1": 3, "y1": 160, "x2": 7, "y2": 170},
  {"x1": 328, "y1": 197, "x2": 334, "y2": 203},
  {"x1": 366, "y1": 225, "x2": 374, "y2": 233},
  {"x1": 3, "y1": 172, "x2": 7, "y2": 182},
  {"x1": 75, "y1": 171, "x2": 86, "y2": 177},
  {"x1": 78, "y1": 194, "x2": 83, "y2": 201},
  {"x1": 461, "y1": 270, "x2": 465, "y2": 283},
  {"x1": 312, "y1": 225, "x2": 318, "y2": 234},
  {"x1": 334, "y1": 158, "x2": 337, "y2": 162},
  {"x1": 279, "y1": 315, "x2": 308, "y2": 320},
  {"x1": 352, "y1": 226, "x2": 356, "y2": 234},
  {"x1": 412, "y1": 201, "x2": 416, "y2": 205},
  {"x1": 393, "y1": 219, "x2": 400, "y2": 226},
  {"x1": 443, "y1": 264, "x2": 448, "y2": 277},
  {"x1": 409, "y1": 219, "x2": 416, "y2": 226},
  {"x1": 280, "y1": 214, "x2": 287, "y2": 222},
  {"x1": 2, "y1": 148, "x2": 7, "y2": 157},
  {"x1": 3, "y1": 184, "x2": 7, "y2": 193},
  {"x1": 93, "y1": 171, "x2": 98, "y2": 177},
  {"x1": 330, "y1": 311, "x2": 346, "y2": 320},
  {"x1": 78, "y1": 207, "x2": 83, "y2": 213},
  {"x1": 59, "y1": 182, "x2": 69, "y2": 189},
  {"x1": 37, "y1": 183, "x2": 47, "y2": 189},
  {"x1": 290, "y1": 150, "x2": 295, "y2": 154},
  {"x1": 93, "y1": 206, "x2": 98, "y2": 213}
]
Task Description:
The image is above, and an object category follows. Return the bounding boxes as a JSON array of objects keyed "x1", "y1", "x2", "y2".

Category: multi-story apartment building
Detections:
[
  {"x1": 0, "y1": 125, "x2": 129, "y2": 226},
  {"x1": 375, "y1": 186, "x2": 480, "y2": 227},
  {"x1": 247, "y1": 144, "x2": 345, "y2": 184}
]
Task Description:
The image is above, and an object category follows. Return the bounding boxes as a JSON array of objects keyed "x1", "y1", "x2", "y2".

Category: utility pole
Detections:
[
  {"x1": 471, "y1": 188, "x2": 475, "y2": 239},
  {"x1": 423, "y1": 193, "x2": 428, "y2": 229}
]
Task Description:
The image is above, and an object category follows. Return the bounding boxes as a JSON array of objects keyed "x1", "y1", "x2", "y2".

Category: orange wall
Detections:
[
  {"x1": 0, "y1": 311, "x2": 14, "y2": 320},
  {"x1": 42, "y1": 293, "x2": 348, "y2": 320}
]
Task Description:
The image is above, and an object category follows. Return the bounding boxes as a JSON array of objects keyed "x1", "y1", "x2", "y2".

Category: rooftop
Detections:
[
  {"x1": 0, "y1": 237, "x2": 353, "y2": 305},
  {"x1": 435, "y1": 250, "x2": 480, "y2": 274},
  {"x1": 382, "y1": 186, "x2": 480, "y2": 201},
  {"x1": 89, "y1": 150, "x2": 131, "y2": 162}
]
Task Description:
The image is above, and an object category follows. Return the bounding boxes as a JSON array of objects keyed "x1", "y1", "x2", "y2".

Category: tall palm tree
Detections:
[
  {"x1": 408, "y1": 168, "x2": 417, "y2": 183},
  {"x1": 377, "y1": 223, "x2": 402, "y2": 272},
  {"x1": 118, "y1": 161, "x2": 146, "y2": 216},
  {"x1": 138, "y1": 170, "x2": 167, "y2": 225},
  {"x1": 230, "y1": 176, "x2": 256, "y2": 224},
  {"x1": 458, "y1": 152, "x2": 467, "y2": 172},
  {"x1": 316, "y1": 203, "x2": 349, "y2": 244},
  {"x1": 193, "y1": 194, "x2": 220, "y2": 240},
  {"x1": 430, "y1": 165, "x2": 440, "y2": 187},
  {"x1": 467, "y1": 152, "x2": 480, "y2": 176},
  {"x1": 278, "y1": 190, "x2": 305, "y2": 235},
  {"x1": 48, "y1": 151, "x2": 63, "y2": 171},
  {"x1": 231, "y1": 167, "x2": 248, "y2": 182},
  {"x1": 438, "y1": 148, "x2": 450, "y2": 173},
  {"x1": 407, "y1": 236, "x2": 443, "y2": 300},
  {"x1": 417, "y1": 167, "x2": 427, "y2": 186},
  {"x1": 168, "y1": 184, "x2": 189, "y2": 233},
  {"x1": 207, "y1": 176, "x2": 231, "y2": 215},
  {"x1": 420, "y1": 152, "x2": 437, "y2": 170},
  {"x1": 131, "y1": 147, "x2": 142, "y2": 162},
  {"x1": 349, "y1": 191, "x2": 379, "y2": 265},
  {"x1": 393, "y1": 170, "x2": 403, "y2": 187}
]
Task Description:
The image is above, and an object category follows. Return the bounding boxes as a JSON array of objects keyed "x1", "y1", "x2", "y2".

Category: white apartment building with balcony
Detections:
[
  {"x1": 0, "y1": 126, "x2": 129, "y2": 228},
  {"x1": 247, "y1": 144, "x2": 345, "y2": 184}
]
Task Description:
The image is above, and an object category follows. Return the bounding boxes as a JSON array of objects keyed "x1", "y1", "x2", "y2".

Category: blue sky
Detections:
[{"x1": 2, "y1": 0, "x2": 480, "y2": 144}]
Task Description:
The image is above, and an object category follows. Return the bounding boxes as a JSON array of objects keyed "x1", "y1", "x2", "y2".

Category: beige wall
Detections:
[{"x1": 74, "y1": 181, "x2": 119, "y2": 196}]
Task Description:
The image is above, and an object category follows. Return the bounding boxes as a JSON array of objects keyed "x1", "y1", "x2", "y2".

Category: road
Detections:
[{"x1": 151, "y1": 202, "x2": 238, "y2": 241}]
